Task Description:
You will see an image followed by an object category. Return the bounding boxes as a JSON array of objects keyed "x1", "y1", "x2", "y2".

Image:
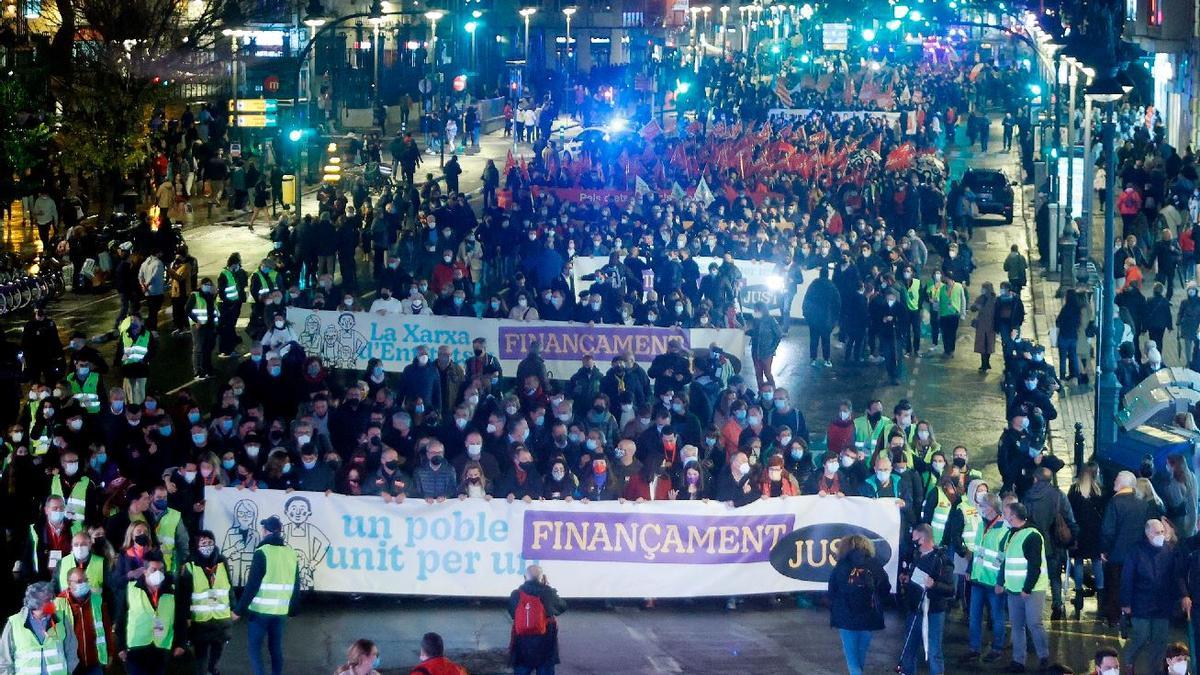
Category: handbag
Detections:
[{"x1": 1053, "y1": 508, "x2": 1074, "y2": 548}]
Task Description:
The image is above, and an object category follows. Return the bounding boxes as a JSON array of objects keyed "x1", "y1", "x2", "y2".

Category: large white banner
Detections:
[
  {"x1": 569, "y1": 256, "x2": 819, "y2": 319},
  {"x1": 285, "y1": 308, "x2": 746, "y2": 377},
  {"x1": 204, "y1": 488, "x2": 901, "y2": 598},
  {"x1": 767, "y1": 108, "x2": 902, "y2": 125}
]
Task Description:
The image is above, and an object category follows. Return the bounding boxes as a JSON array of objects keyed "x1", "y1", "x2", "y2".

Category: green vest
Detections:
[
  {"x1": 5, "y1": 610, "x2": 70, "y2": 675},
  {"x1": 247, "y1": 544, "x2": 298, "y2": 616},
  {"x1": 121, "y1": 331, "x2": 150, "y2": 365},
  {"x1": 905, "y1": 278, "x2": 921, "y2": 311},
  {"x1": 27, "y1": 524, "x2": 71, "y2": 577},
  {"x1": 852, "y1": 416, "x2": 893, "y2": 450},
  {"x1": 969, "y1": 518, "x2": 1010, "y2": 587},
  {"x1": 68, "y1": 372, "x2": 101, "y2": 414},
  {"x1": 57, "y1": 553, "x2": 104, "y2": 592},
  {"x1": 252, "y1": 270, "x2": 279, "y2": 302},
  {"x1": 190, "y1": 292, "x2": 216, "y2": 326},
  {"x1": 1001, "y1": 526, "x2": 1049, "y2": 593},
  {"x1": 54, "y1": 592, "x2": 108, "y2": 665},
  {"x1": 186, "y1": 562, "x2": 232, "y2": 622},
  {"x1": 124, "y1": 583, "x2": 175, "y2": 650},
  {"x1": 49, "y1": 476, "x2": 90, "y2": 535},
  {"x1": 938, "y1": 282, "x2": 965, "y2": 317},
  {"x1": 153, "y1": 509, "x2": 183, "y2": 572},
  {"x1": 930, "y1": 488, "x2": 952, "y2": 544},
  {"x1": 219, "y1": 269, "x2": 241, "y2": 302},
  {"x1": 960, "y1": 502, "x2": 981, "y2": 553}
]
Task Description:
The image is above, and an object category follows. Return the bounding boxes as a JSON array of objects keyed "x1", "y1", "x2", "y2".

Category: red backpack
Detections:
[{"x1": 513, "y1": 590, "x2": 548, "y2": 637}]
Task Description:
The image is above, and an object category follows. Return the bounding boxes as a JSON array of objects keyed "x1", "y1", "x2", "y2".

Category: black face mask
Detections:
[
  {"x1": 134, "y1": 534, "x2": 150, "y2": 546},
  {"x1": 867, "y1": 411, "x2": 882, "y2": 423},
  {"x1": 384, "y1": 460, "x2": 399, "y2": 471}
]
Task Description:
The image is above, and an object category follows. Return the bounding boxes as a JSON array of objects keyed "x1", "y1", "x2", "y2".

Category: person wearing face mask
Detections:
[
  {"x1": 18, "y1": 495, "x2": 73, "y2": 583},
  {"x1": 116, "y1": 314, "x2": 156, "y2": 405},
  {"x1": 112, "y1": 551, "x2": 183, "y2": 672},
  {"x1": 179, "y1": 531, "x2": 233, "y2": 675},
  {"x1": 57, "y1": 531, "x2": 106, "y2": 593},
  {"x1": 411, "y1": 440, "x2": 459, "y2": 502},
  {"x1": 759, "y1": 455, "x2": 799, "y2": 497},
  {"x1": 230, "y1": 515, "x2": 300, "y2": 675},
  {"x1": 994, "y1": 502, "x2": 1052, "y2": 673},
  {"x1": 335, "y1": 637, "x2": 384, "y2": 675},
  {"x1": 215, "y1": 253, "x2": 248, "y2": 358},
  {"x1": 746, "y1": 302, "x2": 783, "y2": 388},
  {"x1": 875, "y1": 288, "x2": 904, "y2": 385},
  {"x1": 1116, "y1": 518, "x2": 1179, "y2": 673},
  {"x1": 498, "y1": 447, "x2": 546, "y2": 502},
  {"x1": 542, "y1": 457, "x2": 578, "y2": 500},
  {"x1": 1021, "y1": 467, "x2": 1079, "y2": 621},
  {"x1": 852, "y1": 399, "x2": 894, "y2": 455},
  {"x1": 400, "y1": 347, "x2": 442, "y2": 417},
  {"x1": 0, "y1": 581, "x2": 79, "y2": 675},
  {"x1": 294, "y1": 445, "x2": 335, "y2": 493},
  {"x1": 455, "y1": 461, "x2": 494, "y2": 499},
  {"x1": 962, "y1": 492, "x2": 1010, "y2": 664},
  {"x1": 49, "y1": 450, "x2": 99, "y2": 536},
  {"x1": 183, "y1": 277, "x2": 220, "y2": 381},
  {"x1": 66, "y1": 359, "x2": 104, "y2": 416},
  {"x1": 247, "y1": 258, "x2": 280, "y2": 340},
  {"x1": 55, "y1": 564, "x2": 114, "y2": 674},
  {"x1": 898, "y1": 524, "x2": 955, "y2": 675},
  {"x1": 1162, "y1": 643, "x2": 1192, "y2": 675},
  {"x1": 566, "y1": 356, "x2": 603, "y2": 419},
  {"x1": 997, "y1": 412, "x2": 1052, "y2": 498}
]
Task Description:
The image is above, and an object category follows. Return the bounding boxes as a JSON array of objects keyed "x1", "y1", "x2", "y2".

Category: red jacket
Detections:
[
  {"x1": 410, "y1": 656, "x2": 466, "y2": 675},
  {"x1": 622, "y1": 471, "x2": 673, "y2": 501},
  {"x1": 826, "y1": 419, "x2": 855, "y2": 454},
  {"x1": 1117, "y1": 189, "x2": 1143, "y2": 216}
]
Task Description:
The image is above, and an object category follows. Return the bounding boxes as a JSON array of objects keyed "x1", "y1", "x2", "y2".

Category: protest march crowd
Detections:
[{"x1": 6, "y1": 36, "x2": 1200, "y2": 675}]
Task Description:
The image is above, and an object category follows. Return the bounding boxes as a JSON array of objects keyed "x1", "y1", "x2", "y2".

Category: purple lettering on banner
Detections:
[
  {"x1": 522, "y1": 510, "x2": 796, "y2": 564},
  {"x1": 496, "y1": 325, "x2": 689, "y2": 362}
]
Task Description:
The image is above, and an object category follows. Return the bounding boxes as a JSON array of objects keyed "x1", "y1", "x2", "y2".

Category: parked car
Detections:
[{"x1": 962, "y1": 168, "x2": 1015, "y2": 224}]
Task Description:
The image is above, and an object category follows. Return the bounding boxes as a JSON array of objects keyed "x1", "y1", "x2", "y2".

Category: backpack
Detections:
[{"x1": 514, "y1": 590, "x2": 548, "y2": 637}]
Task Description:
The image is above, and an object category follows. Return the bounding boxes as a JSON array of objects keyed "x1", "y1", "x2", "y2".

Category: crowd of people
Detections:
[{"x1": 8, "y1": 34, "x2": 1200, "y2": 675}]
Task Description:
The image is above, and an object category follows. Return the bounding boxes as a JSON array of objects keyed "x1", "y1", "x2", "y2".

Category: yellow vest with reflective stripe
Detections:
[
  {"x1": 1001, "y1": 526, "x2": 1049, "y2": 593},
  {"x1": 186, "y1": 562, "x2": 232, "y2": 622},
  {"x1": 248, "y1": 544, "x2": 297, "y2": 616},
  {"x1": 930, "y1": 488, "x2": 952, "y2": 544},
  {"x1": 905, "y1": 278, "x2": 921, "y2": 311},
  {"x1": 960, "y1": 502, "x2": 980, "y2": 552},
  {"x1": 125, "y1": 583, "x2": 175, "y2": 650},
  {"x1": 68, "y1": 372, "x2": 100, "y2": 414},
  {"x1": 121, "y1": 331, "x2": 150, "y2": 365},
  {"x1": 219, "y1": 269, "x2": 241, "y2": 302},
  {"x1": 153, "y1": 509, "x2": 182, "y2": 572},
  {"x1": 56, "y1": 554, "x2": 104, "y2": 593},
  {"x1": 54, "y1": 592, "x2": 108, "y2": 665},
  {"x1": 49, "y1": 476, "x2": 90, "y2": 535},
  {"x1": 190, "y1": 293, "x2": 216, "y2": 325},
  {"x1": 969, "y1": 519, "x2": 1010, "y2": 587},
  {"x1": 5, "y1": 609, "x2": 70, "y2": 675}
]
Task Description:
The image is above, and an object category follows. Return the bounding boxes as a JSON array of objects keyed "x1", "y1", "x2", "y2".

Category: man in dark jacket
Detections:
[
  {"x1": 1023, "y1": 467, "x2": 1079, "y2": 619},
  {"x1": 508, "y1": 564, "x2": 567, "y2": 674},
  {"x1": 647, "y1": 338, "x2": 692, "y2": 396},
  {"x1": 802, "y1": 265, "x2": 842, "y2": 366},
  {"x1": 1120, "y1": 518, "x2": 1184, "y2": 673},
  {"x1": 400, "y1": 346, "x2": 442, "y2": 412},
  {"x1": 713, "y1": 452, "x2": 758, "y2": 506},
  {"x1": 997, "y1": 412, "x2": 1065, "y2": 497},
  {"x1": 899, "y1": 523, "x2": 955, "y2": 675},
  {"x1": 1101, "y1": 470, "x2": 1163, "y2": 626}
]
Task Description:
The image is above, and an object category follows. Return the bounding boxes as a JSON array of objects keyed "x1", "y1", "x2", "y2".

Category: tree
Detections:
[
  {"x1": 38, "y1": 0, "x2": 233, "y2": 218},
  {"x1": 0, "y1": 78, "x2": 53, "y2": 190}
]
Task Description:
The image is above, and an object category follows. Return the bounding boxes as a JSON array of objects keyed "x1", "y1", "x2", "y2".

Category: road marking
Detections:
[{"x1": 624, "y1": 625, "x2": 683, "y2": 673}]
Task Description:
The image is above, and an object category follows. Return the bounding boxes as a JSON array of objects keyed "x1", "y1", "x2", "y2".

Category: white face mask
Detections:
[
  {"x1": 840, "y1": 456, "x2": 854, "y2": 468},
  {"x1": 146, "y1": 570, "x2": 165, "y2": 587},
  {"x1": 738, "y1": 463, "x2": 751, "y2": 476},
  {"x1": 1168, "y1": 661, "x2": 1188, "y2": 675},
  {"x1": 839, "y1": 410, "x2": 850, "y2": 421},
  {"x1": 1151, "y1": 534, "x2": 1166, "y2": 548},
  {"x1": 72, "y1": 545, "x2": 90, "y2": 560},
  {"x1": 1100, "y1": 670, "x2": 1120, "y2": 675},
  {"x1": 824, "y1": 461, "x2": 839, "y2": 475}
]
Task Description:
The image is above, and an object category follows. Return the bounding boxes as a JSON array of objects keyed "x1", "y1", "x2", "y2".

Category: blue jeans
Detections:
[
  {"x1": 514, "y1": 666, "x2": 555, "y2": 675},
  {"x1": 968, "y1": 582, "x2": 1007, "y2": 652},
  {"x1": 900, "y1": 610, "x2": 945, "y2": 675},
  {"x1": 1069, "y1": 556, "x2": 1105, "y2": 593},
  {"x1": 1058, "y1": 337, "x2": 1080, "y2": 379},
  {"x1": 247, "y1": 613, "x2": 286, "y2": 675},
  {"x1": 839, "y1": 629, "x2": 874, "y2": 675}
]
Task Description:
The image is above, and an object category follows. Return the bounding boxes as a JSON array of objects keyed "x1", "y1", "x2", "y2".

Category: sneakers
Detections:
[
  {"x1": 810, "y1": 359, "x2": 820, "y2": 367},
  {"x1": 823, "y1": 360, "x2": 832, "y2": 367}
]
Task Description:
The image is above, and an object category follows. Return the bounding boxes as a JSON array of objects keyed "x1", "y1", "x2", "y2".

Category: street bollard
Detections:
[{"x1": 1074, "y1": 422, "x2": 1085, "y2": 475}]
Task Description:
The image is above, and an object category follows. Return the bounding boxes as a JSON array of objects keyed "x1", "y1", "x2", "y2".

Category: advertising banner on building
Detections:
[
  {"x1": 204, "y1": 488, "x2": 901, "y2": 598},
  {"x1": 285, "y1": 308, "x2": 746, "y2": 376}
]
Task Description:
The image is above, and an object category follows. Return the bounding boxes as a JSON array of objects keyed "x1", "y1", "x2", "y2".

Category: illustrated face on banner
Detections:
[
  {"x1": 286, "y1": 496, "x2": 313, "y2": 525},
  {"x1": 235, "y1": 500, "x2": 256, "y2": 529}
]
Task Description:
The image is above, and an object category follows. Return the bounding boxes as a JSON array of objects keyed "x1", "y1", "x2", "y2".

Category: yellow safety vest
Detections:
[
  {"x1": 54, "y1": 593, "x2": 108, "y2": 665},
  {"x1": 930, "y1": 488, "x2": 952, "y2": 544},
  {"x1": 121, "y1": 331, "x2": 150, "y2": 365},
  {"x1": 5, "y1": 609, "x2": 70, "y2": 675},
  {"x1": 1001, "y1": 526, "x2": 1049, "y2": 594},
  {"x1": 124, "y1": 583, "x2": 175, "y2": 650},
  {"x1": 190, "y1": 292, "x2": 216, "y2": 326},
  {"x1": 969, "y1": 518, "x2": 1010, "y2": 587},
  {"x1": 960, "y1": 502, "x2": 980, "y2": 553},
  {"x1": 57, "y1": 554, "x2": 104, "y2": 592},
  {"x1": 68, "y1": 372, "x2": 101, "y2": 414},
  {"x1": 49, "y1": 476, "x2": 90, "y2": 535},
  {"x1": 219, "y1": 269, "x2": 241, "y2": 303},
  {"x1": 905, "y1": 278, "x2": 921, "y2": 311},
  {"x1": 252, "y1": 270, "x2": 279, "y2": 302},
  {"x1": 153, "y1": 509, "x2": 182, "y2": 572},
  {"x1": 247, "y1": 544, "x2": 298, "y2": 616},
  {"x1": 186, "y1": 561, "x2": 232, "y2": 623}
]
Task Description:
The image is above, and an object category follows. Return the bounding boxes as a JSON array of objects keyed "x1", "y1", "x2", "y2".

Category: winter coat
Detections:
[
  {"x1": 802, "y1": 278, "x2": 842, "y2": 329},
  {"x1": 1100, "y1": 490, "x2": 1163, "y2": 564},
  {"x1": 972, "y1": 292, "x2": 997, "y2": 355},
  {"x1": 1120, "y1": 538, "x2": 1183, "y2": 618},
  {"x1": 828, "y1": 548, "x2": 890, "y2": 631},
  {"x1": 1067, "y1": 485, "x2": 1107, "y2": 559}
]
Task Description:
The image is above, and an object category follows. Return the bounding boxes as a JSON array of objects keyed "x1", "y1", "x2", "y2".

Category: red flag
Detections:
[
  {"x1": 504, "y1": 149, "x2": 515, "y2": 175},
  {"x1": 639, "y1": 119, "x2": 662, "y2": 142},
  {"x1": 774, "y1": 75, "x2": 793, "y2": 107},
  {"x1": 868, "y1": 136, "x2": 882, "y2": 154},
  {"x1": 885, "y1": 142, "x2": 916, "y2": 172}
]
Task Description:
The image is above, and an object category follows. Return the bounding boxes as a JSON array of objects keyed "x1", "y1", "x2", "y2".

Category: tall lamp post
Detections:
[
  {"x1": 370, "y1": 13, "x2": 386, "y2": 104},
  {"x1": 424, "y1": 10, "x2": 443, "y2": 67},
  {"x1": 720, "y1": 6, "x2": 730, "y2": 56},
  {"x1": 1086, "y1": 72, "x2": 1130, "y2": 449},
  {"x1": 520, "y1": 7, "x2": 537, "y2": 70},
  {"x1": 562, "y1": 6, "x2": 576, "y2": 70},
  {"x1": 464, "y1": 20, "x2": 478, "y2": 71},
  {"x1": 301, "y1": 0, "x2": 329, "y2": 126}
]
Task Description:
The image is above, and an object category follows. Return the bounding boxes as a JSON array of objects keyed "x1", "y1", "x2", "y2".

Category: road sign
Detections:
[
  {"x1": 228, "y1": 98, "x2": 279, "y2": 113},
  {"x1": 263, "y1": 76, "x2": 280, "y2": 93},
  {"x1": 235, "y1": 114, "x2": 278, "y2": 128},
  {"x1": 453, "y1": 75, "x2": 467, "y2": 92}
]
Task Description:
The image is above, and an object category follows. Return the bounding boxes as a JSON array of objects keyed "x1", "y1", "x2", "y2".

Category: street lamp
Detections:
[
  {"x1": 221, "y1": 1, "x2": 249, "y2": 132},
  {"x1": 424, "y1": 10, "x2": 444, "y2": 67},
  {"x1": 369, "y1": 1, "x2": 386, "y2": 105},
  {"x1": 562, "y1": 6, "x2": 576, "y2": 69},
  {"x1": 519, "y1": 7, "x2": 537, "y2": 62},
  {"x1": 464, "y1": 20, "x2": 478, "y2": 71},
  {"x1": 720, "y1": 5, "x2": 730, "y2": 54},
  {"x1": 1085, "y1": 72, "x2": 1129, "y2": 449},
  {"x1": 300, "y1": 0, "x2": 329, "y2": 123}
]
